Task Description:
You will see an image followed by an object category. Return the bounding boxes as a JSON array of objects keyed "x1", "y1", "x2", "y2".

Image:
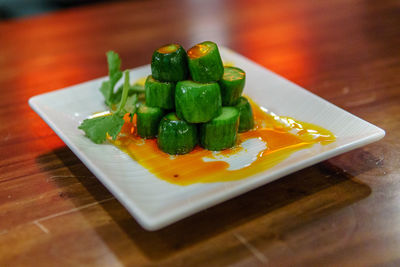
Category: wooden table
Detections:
[{"x1": 1, "y1": 0, "x2": 399, "y2": 265}]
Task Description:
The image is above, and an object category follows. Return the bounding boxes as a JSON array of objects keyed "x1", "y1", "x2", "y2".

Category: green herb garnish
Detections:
[
  {"x1": 79, "y1": 70, "x2": 137, "y2": 144},
  {"x1": 78, "y1": 114, "x2": 125, "y2": 144},
  {"x1": 99, "y1": 51, "x2": 145, "y2": 109},
  {"x1": 99, "y1": 51, "x2": 123, "y2": 108}
]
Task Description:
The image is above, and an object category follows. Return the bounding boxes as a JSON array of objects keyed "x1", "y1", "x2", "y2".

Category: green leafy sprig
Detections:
[
  {"x1": 79, "y1": 52, "x2": 139, "y2": 144},
  {"x1": 99, "y1": 51, "x2": 144, "y2": 109},
  {"x1": 99, "y1": 51, "x2": 123, "y2": 108}
]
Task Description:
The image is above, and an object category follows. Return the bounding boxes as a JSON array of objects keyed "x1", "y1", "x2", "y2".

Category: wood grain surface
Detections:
[{"x1": 1, "y1": 0, "x2": 399, "y2": 266}]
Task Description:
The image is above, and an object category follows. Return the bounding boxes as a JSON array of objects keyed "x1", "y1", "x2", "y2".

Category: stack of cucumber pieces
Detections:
[{"x1": 137, "y1": 41, "x2": 254, "y2": 155}]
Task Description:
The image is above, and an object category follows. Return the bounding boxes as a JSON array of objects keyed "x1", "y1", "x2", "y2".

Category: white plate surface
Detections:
[{"x1": 29, "y1": 47, "x2": 385, "y2": 230}]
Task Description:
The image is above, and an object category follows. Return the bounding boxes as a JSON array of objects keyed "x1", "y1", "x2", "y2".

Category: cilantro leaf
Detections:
[
  {"x1": 116, "y1": 70, "x2": 130, "y2": 114},
  {"x1": 78, "y1": 115, "x2": 125, "y2": 144},
  {"x1": 99, "y1": 51, "x2": 123, "y2": 107},
  {"x1": 107, "y1": 81, "x2": 144, "y2": 107},
  {"x1": 123, "y1": 94, "x2": 138, "y2": 114},
  {"x1": 99, "y1": 81, "x2": 112, "y2": 106},
  {"x1": 79, "y1": 71, "x2": 134, "y2": 144},
  {"x1": 107, "y1": 51, "x2": 123, "y2": 90}
]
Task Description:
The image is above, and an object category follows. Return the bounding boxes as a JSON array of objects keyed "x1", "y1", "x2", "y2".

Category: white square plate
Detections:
[{"x1": 29, "y1": 47, "x2": 385, "y2": 230}]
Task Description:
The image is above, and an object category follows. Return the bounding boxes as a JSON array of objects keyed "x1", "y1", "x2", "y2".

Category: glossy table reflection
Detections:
[{"x1": 0, "y1": 0, "x2": 399, "y2": 265}]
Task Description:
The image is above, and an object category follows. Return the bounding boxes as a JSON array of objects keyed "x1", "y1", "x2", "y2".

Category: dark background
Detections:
[{"x1": 0, "y1": 0, "x2": 108, "y2": 19}]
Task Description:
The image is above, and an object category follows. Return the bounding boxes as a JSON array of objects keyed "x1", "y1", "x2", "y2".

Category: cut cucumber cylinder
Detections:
[
  {"x1": 235, "y1": 96, "x2": 254, "y2": 132},
  {"x1": 219, "y1": 66, "x2": 246, "y2": 106},
  {"x1": 136, "y1": 104, "x2": 164, "y2": 139},
  {"x1": 151, "y1": 44, "x2": 188, "y2": 82},
  {"x1": 158, "y1": 113, "x2": 198, "y2": 155},
  {"x1": 200, "y1": 107, "x2": 240, "y2": 151},
  {"x1": 187, "y1": 41, "x2": 224, "y2": 83},
  {"x1": 145, "y1": 75, "x2": 175, "y2": 110},
  {"x1": 175, "y1": 80, "x2": 222, "y2": 123}
]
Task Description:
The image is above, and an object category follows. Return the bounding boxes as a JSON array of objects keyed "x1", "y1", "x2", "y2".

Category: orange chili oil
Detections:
[
  {"x1": 187, "y1": 44, "x2": 210, "y2": 59},
  {"x1": 157, "y1": 44, "x2": 179, "y2": 54},
  {"x1": 110, "y1": 98, "x2": 336, "y2": 186}
]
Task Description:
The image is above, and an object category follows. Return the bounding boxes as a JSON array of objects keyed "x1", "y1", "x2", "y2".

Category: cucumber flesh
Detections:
[
  {"x1": 200, "y1": 107, "x2": 240, "y2": 151},
  {"x1": 219, "y1": 66, "x2": 246, "y2": 106},
  {"x1": 151, "y1": 44, "x2": 188, "y2": 82},
  {"x1": 175, "y1": 80, "x2": 221, "y2": 123},
  {"x1": 235, "y1": 97, "x2": 254, "y2": 132},
  {"x1": 187, "y1": 41, "x2": 224, "y2": 83},
  {"x1": 145, "y1": 75, "x2": 175, "y2": 110},
  {"x1": 136, "y1": 104, "x2": 164, "y2": 138},
  {"x1": 158, "y1": 113, "x2": 198, "y2": 155}
]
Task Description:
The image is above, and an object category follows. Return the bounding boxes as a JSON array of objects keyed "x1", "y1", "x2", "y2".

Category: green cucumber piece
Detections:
[
  {"x1": 145, "y1": 75, "x2": 175, "y2": 110},
  {"x1": 151, "y1": 44, "x2": 188, "y2": 82},
  {"x1": 175, "y1": 80, "x2": 222, "y2": 123},
  {"x1": 200, "y1": 107, "x2": 240, "y2": 151},
  {"x1": 136, "y1": 104, "x2": 164, "y2": 138},
  {"x1": 187, "y1": 41, "x2": 224, "y2": 82},
  {"x1": 157, "y1": 113, "x2": 198, "y2": 155},
  {"x1": 235, "y1": 97, "x2": 254, "y2": 132},
  {"x1": 219, "y1": 66, "x2": 246, "y2": 106}
]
